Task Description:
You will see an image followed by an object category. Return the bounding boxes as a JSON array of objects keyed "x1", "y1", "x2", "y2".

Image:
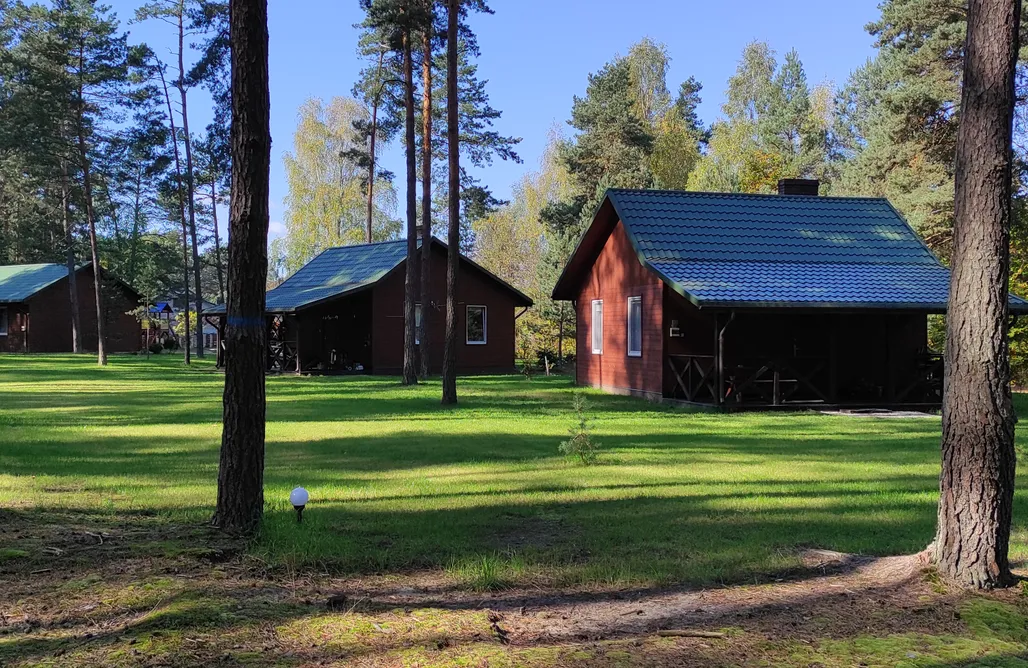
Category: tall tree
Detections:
[
  {"x1": 59, "y1": 0, "x2": 131, "y2": 366},
  {"x1": 440, "y1": 0, "x2": 459, "y2": 403},
  {"x1": 195, "y1": 128, "x2": 228, "y2": 303},
  {"x1": 934, "y1": 0, "x2": 1021, "y2": 589},
  {"x1": 214, "y1": 0, "x2": 270, "y2": 535},
  {"x1": 154, "y1": 55, "x2": 193, "y2": 363},
  {"x1": 418, "y1": 2, "x2": 437, "y2": 380},
  {"x1": 135, "y1": 0, "x2": 205, "y2": 357},
  {"x1": 351, "y1": 31, "x2": 402, "y2": 244},
  {"x1": 358, "y1": 0, "x2": 430, "y2": 388},
  {"x1": 400, "y1": 17, "x2": 419, "y2": 386}
]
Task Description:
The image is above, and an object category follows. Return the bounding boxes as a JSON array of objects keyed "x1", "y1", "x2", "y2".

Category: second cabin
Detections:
[{"x1": 210, "y1": 238, "x2": 532, "y2": 375}]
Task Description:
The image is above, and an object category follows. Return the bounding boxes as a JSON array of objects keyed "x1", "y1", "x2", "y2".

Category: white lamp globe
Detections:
[{"x1": 289, "y1": 486, "x2": 309, "y2": 508}]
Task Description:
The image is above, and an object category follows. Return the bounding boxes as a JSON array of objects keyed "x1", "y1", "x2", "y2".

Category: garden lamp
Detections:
[{"x1": 290, "y1": 486, "x2": 309, "y2": 523}]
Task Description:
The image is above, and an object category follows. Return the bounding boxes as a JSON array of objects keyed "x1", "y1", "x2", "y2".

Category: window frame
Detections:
[
  {"x1": 465, "y1": 305, "x2": 487, "y2": 345},
  {"x1": 591, "y1": 299, "x2": 603, "y2": 354},
  {"x1": 627, "y1": 296, "x2": 642, "y2": 357}
]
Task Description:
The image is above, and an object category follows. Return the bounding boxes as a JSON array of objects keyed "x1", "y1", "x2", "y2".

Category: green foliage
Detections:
[
  {"x1": 689, "y1": 42, "x2": 833, "y2": 194},
  {"x1": 281, "y1": 96, "x2": 401, "y2": 272},
  {"x1": 559, "y1": 393, "x2": 600, "y2": 464}
]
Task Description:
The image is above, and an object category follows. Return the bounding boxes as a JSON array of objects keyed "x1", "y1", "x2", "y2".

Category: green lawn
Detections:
[
  {"x1": 8, "y1": 354, "x2": 1028, "y2": 667},
  {"x1": 3, "y1": 353, "x2": 1028, "y2": 589}
]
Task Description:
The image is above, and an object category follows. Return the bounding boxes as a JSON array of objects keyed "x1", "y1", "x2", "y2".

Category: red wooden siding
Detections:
[
  {"x1": 0, "y1": 267, "x2": 140, "y2": 354},
  {"x1": 575, "y1": 220, "x2": 663, "y2": 399},
  {"x1": 0, "y1": 305, "x2": 29, "y2": 353},
  {"x1": 371, "y1": 244, "x2": 519, "y2": 374}
]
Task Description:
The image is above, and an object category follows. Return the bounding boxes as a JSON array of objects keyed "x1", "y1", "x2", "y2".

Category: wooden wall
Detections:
[
  {"x1": 0, "y1": 305, "x2": 29, "y2": 353},
  {"x1": 370, "y1": 244, "x2": 520, "y2": 375},
  {"x1": 0, "y1": 267, "x2": 141, "y2": 354},
  {"x1": 574, "y1": 220, "x2": 664, "y2": 399}
]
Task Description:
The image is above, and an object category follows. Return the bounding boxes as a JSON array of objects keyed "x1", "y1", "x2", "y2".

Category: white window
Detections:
[
  {"x1": 466, "y1": 305, "x2": 487, "y2": 344},
  {"x1": 591, "y1": 300, "x2": 603, "y2": 354},
  {"x1": 0, "y1": 307, "x2": 7, "y2": 336},
  {"x1": 415, "y1": 303, "x2": 422, "y2": 345},
  {"x1": 627, "y1": 296, "x2": 642, "y2": 357}
]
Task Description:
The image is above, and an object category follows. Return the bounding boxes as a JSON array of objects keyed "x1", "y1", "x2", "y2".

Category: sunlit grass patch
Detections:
[{"x1": 2, "y1": 353, "x2": 1027, "y2": 590}]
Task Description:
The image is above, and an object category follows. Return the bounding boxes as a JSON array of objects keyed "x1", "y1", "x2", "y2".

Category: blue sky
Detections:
[{"x1": 109, "y1": 0, "x2": 883, "y2": 243}]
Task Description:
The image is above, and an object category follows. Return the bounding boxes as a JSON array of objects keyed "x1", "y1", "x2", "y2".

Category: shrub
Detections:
[
  {"x1": 148, "y1": 341, "x2": 164, "y2": 355},
  {"x1": 162, "y1": 338, "x2": 179, "y2": 351},
  {"x1": 559, "y1": 392, "x2": 600, "y2": 464}
]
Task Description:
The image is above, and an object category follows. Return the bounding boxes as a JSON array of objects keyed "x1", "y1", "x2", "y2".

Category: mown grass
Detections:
[{"x1": 2, "y1": 353, "x2": 1028, "y2": 589}]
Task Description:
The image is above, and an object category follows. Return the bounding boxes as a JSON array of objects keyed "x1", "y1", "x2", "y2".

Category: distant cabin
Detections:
[
  {"x1": 551, "y1": 179, "x2": 1028, "y2": 410},
  {"x1": 208, "y1": 238, "x2": 532, "y2": 375},
  {"x1": 0, "y1": 263, "x2": 141, "y2": 354}
]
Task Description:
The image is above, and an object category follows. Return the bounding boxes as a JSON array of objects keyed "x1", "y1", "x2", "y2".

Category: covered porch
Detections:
[
  {"x1": 215, "y1": 291, "x2": 374, "y2": 375},
  {"x1": 662, "y1": 292, "x2": 943, "y2": 410}
]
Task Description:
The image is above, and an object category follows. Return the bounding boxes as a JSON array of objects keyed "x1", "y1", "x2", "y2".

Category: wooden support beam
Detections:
[{"x1": 714, "y1": 314, "x2": 722, "y2": 409}]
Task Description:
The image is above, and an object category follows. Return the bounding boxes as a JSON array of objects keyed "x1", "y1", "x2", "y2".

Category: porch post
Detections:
[
  {"x1": 828, "y1": 315, "x2": 838, "y2": 403},
  {"x1": 294, "y1": 316, "x2": 303, "y2": 374},
  {"x1": 216, "y1": 316, "x2": 225, "y2": 368},
  {"x1": 714, "y1": 313, "x2": 723, "y2": 408}
]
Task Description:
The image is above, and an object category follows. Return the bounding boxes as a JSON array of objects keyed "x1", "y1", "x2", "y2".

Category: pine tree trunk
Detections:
[
  {"x1": 157, "y1": 62, "x2": 192, "y2": 364},
  {"x1": 127, "y1": 164, "x2": 143, "y2": 285},
  {"x1": 214, "y1": 0, "x2": 270, "y2": 536},
  {"x1": 401, "y1": 26, "x2": 419, "y2": 386},
  {"x1": 933, "y1": 0, "x2": 1021, "y2": 590},
  {"x1": 179, "y1": 9, "x2": 204, "y2": 358},
  {"x1": 75, "y1": 47, "x2": 106, "y2": 367},
  {"x1": 366, "y1": 49, "x2": 385, "y2": 243},
  {"x1": 441, "y1": 0, "x2": 459, "y2": 404},
  {"x1": 61, "y1": 163, "x2": 82, "y2": 354},
  {"x1": 419, "y1": 27, "x2": 433, "y2": 379},
  {"x1": 211, "y1": 175, "x2": 225, "y2": 304}
]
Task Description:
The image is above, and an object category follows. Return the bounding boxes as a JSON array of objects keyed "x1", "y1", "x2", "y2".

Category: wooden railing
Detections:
[
  {"x1": 894, "y1": 353, "x2": 944, "y2": 404},
  {"x1": 666, "y1": 354, "x2": 719, "y2": 403},
  {"x1": 725, "y1": 358, "x2": 827, "y2": 406},
  {"x1": 267, "y1": 340, "x2": 298, "y2": 373}
]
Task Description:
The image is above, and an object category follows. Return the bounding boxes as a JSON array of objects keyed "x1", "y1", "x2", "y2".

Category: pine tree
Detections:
[
  {"x1": 934, "y1": 0, "x2": 1021, "y2": 590},
  {"x1": 214, "y1": 0, "x2": 271, "y2": 536}
]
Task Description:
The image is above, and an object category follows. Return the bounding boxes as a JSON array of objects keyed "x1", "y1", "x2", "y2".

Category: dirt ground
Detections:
[{"x1": 5, "y1": 510, "x2": 1028, "y2": 667}]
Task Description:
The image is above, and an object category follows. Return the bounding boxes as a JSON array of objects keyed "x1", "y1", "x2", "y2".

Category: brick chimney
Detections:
[{"x1": 777, "y1": 178, "x2": 820, "y2": 196}]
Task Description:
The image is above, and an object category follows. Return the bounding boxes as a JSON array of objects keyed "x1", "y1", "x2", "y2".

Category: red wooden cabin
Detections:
[
  {"x1": 209, "y1": 238, "x2": 532, "y2": 375},
  {"x1": 0, "y1": 263, "x2": 141, "y2": 354},
  {"x1": 552, "y1": 180, "x2": 1028, "y2": 410}
]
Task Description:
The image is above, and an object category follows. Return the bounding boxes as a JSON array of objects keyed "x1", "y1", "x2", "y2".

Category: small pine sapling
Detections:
[{"x1": 560, "y1": 392, "x2": 600, "y2": 464}]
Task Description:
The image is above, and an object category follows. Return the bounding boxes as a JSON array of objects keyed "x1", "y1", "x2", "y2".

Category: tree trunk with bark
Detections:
[
  {"x1": 178, "y1": 9, "x2": 204, "y2": 357},
  {"x1": 157, "y1": 61, "x2": 192, "y2": 364},
  {"x1": 366, "y1": 48, "x2": 385, "y2": 244},
  {"x1": 401, "y1": 25, "x2": 419, "y2": 387},
  {"x1": 441, "y1": 0, "x2": 459, "y2": 404},
  {"x1": 933, "y1": 0, "x2": 1021, "y2": 590},
  {"x1": 214, "y1": 0, "x2": 271, "y2": 536},
  {"x1": 211, "y1": 174, "x2": 225, "y2": 304},
  {"x1": 418, "y1": 26, "x2": 433, "y2": 379},
  {"x1": 61, "y1": 163, "x2": 82, "y2": 354},
  {"x1": 76, "y1": 47, "x2": 106, "y2": 366}
]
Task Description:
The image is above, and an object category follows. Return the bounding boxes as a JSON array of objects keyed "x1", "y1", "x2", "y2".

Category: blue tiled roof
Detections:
[
  {"x1": 593, "y1": 189, "x2": 1028, "y2": 312},
  {"x1": 0, "y1": 264, "x2": 71, "y2": 303},
  {"x1": 208, "y1": 240, "x2": 408, "y2": 314}
]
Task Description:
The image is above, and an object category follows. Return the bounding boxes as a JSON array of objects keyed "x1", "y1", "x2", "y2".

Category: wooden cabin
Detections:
[
  {"x1": 209, "y1": 238, "x2": 532, "y2": 375},
  {"x1": 551, "y1": 180, "x2": 1028, "y2": 410},
  {"x1": 0, "y1": 263, "x2": 141, "y2": 354}
]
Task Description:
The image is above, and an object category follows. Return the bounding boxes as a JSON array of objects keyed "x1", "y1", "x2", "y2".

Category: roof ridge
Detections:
[
  {"x1": 607, "y1": 188, "x2": 890, "y2": 203},
  {"x1": 648, "y1": 257, "x2": 942, "y2": 266},
  {"x1": 323, "y1": 238, "x2": 407, "y2": 252}
]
